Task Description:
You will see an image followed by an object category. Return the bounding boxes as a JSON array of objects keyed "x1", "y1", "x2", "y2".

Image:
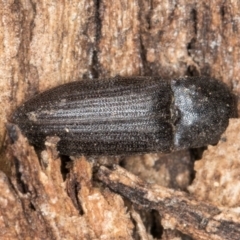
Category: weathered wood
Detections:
[
  {"x1": 97, "y1": 164, "x2": 240, "y2": 240},
  {"x1": 1, "y1": 0, "x2": 240, "y2": 239}
]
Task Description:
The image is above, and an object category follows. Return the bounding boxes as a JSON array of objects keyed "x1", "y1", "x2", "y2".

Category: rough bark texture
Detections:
[
  {"x1": 97, "y1": 161, "x2": 240, "y2": 240},
  {"x1": 1, "y1": 0, "x2": 240, "y2": 239}
]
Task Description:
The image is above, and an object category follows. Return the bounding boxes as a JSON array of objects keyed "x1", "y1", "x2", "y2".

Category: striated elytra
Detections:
[{"x1": 12, "y1": 76, "x2": 236, "y2": 156}]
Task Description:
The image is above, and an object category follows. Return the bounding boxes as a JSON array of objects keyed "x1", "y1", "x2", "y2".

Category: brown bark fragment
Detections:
[
  {"x1": 189, "y1": 119, "x2": 240, "y2": 209},
  {"x1": 97, "y1": 164, "x2": 240, "y2": 240},
  {"x1": 139, "y1": 0, "x2": 197, "y2": 77},
  {"x1": 2, "y1": 126, "x2": 133, "y2": 239},
  {"x1": 68, "y1": 157, "x2": 134, "y2": 239},
  {"x1": 98, "y1": 0, "x2": 142, "y2": 77}
]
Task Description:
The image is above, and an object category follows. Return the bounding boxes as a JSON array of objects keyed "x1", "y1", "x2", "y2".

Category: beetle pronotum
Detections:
[{"x1": 12, "y1": 76, "x2": 236, "y2": 156}]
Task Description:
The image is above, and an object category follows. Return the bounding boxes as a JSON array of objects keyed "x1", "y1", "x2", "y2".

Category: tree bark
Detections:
[{"x1": 1, "y1": 0, "x2": 240, "y2": 239}]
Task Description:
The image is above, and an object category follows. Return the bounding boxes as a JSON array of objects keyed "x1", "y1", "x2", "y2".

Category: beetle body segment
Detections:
[{"x1": 12, "y1": 76, "x2": 235, "y2": 156}]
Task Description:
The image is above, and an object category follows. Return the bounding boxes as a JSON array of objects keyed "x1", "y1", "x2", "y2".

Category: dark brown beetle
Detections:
[{"x1": 12, "y1": 76, "x2": 236, "y2": 156}]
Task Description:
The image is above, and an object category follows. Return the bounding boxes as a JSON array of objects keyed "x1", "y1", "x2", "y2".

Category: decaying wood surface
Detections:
[
  {"x1": 97, "y1": 166, "x2": 240, "y2": 240},
  {"x1": 2, "y1": 120, "x2": 240, "y2": 239},
  {"x1": 1, "y1": 0, "x2": 240, "y2": 239},
  {"x1": 4, "y1": 125, "x2": 134, "y2": 239}
]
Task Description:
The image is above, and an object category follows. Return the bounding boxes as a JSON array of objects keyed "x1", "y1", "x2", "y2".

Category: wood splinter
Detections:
[{"x1": 96, "y1": 165, "x2": 240, "y2": 240}]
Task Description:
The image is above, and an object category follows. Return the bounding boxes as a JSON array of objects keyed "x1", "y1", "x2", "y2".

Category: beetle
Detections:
[{"x1": 12, "y1": 76, "x2": 236, "y2": 156}]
